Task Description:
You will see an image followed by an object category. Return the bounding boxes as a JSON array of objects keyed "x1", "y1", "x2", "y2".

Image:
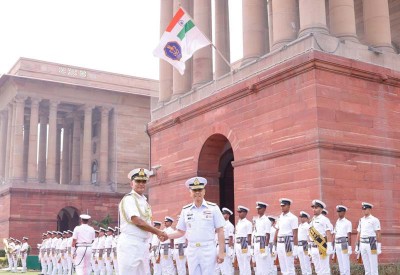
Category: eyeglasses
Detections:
[{"x1": 135, "y1": 180, "x2": 147, "y2": 184}]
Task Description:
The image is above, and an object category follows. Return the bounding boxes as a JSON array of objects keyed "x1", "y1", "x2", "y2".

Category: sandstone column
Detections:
[
  {"x1": 61, "y1": 122, "x2": 71, "y2": 185},
  {"x1": 173, "y1": 0, "x2": 193, "y2": 97},
  {"x1": 27, "y1": 98, "x2": 41, "y2": 182},
  {"x1": 215, "y1": 0, "x2": 231, "y2": 78},
  {"x1": 242, "y1": 0, "x2": 267, "y2": 65},
  {"x1": 193, "y1": 0, "x2": 213, "y2": 87},
  {"x1": 329, "y1": 0, "x2": 358, "y2": 41},
  {"x1": 10, "y1": 95, "x2": 27, "y2": 181},
  {"x1": 271, "y1": 0, "x2": 298, "y2": 50},
  {"x1": 23, "y1": 120, "x2": 29, "y2": 180},
  {"x1": 46, "y1": 100, "x2": 58, "y2": 184},
  {"x1": 55, "y1": 125, "x2": 62, "y2": 184},
  {"x1": 363, "y1": 0, "x2": 394, "y2": 52},
  {"x1": 99, "y1": 107, "x2": 110, "y2": 185},
  {"x1": 158, "y1": 0, "x2": 174, "y2": 103},
  {"x1": 38, "y1": 114, "x2": 48, "y2": 183},
  {"x1": 0, "y1": 111, "x2": 7, "y2": 181},
  {"x1": 5, "y1": 105, "x2": 13, "y2": 181},
  {"x1": 81, "y1": 105, "x2": 93, "y2": 185},
  {"x1": 299, "y1": 0, "x2": 328, "y2": 37},
  {"x1": 70, "y1": 115, "x2": 81, "y2": 184}
]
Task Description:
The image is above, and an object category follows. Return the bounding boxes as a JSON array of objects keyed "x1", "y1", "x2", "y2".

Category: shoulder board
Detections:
[
  {"x1": 124, "y1": 192, "x2": 133, "y2": 197},
  {"x1": 206, "y1": 201, "x2": 216, "y2": 206},
  {"x1": 183, "y1": 203, "x2": 192, "y2": 209}
]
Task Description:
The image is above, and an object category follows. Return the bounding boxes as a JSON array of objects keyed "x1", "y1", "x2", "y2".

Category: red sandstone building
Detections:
[
  {"x1": 148, "y1": 0, "x2": 400, "y2": 262},
  {"x1": 0, "y1": 58, "x2": 158, "y2": 253}
]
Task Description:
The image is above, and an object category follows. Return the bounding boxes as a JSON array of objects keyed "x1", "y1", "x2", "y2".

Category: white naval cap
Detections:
[
  {"x1": 267, "y1": 215, "x2": 277, "y2": 221},
  {"x1": 279, "y1": 198, "x2": 293, "y2": 206},
  {"x1": 322, "y1": 209, "x2": 329, "y2": 215},
  {"x1": 299, "y1": 211, "x2": 310, "y2": 218},
  {"x1": 362, "y1": 202, "x2": 373, "y2": 209},
  {"x1": 153, "y1": 221, "x2": 162, "y2": 226},
  {"x1": 107, "y1": 227, "x2": 115, "y2": 232},
  {"x1": 237, "y1": 205, "x2": 249, "y2": 212},
  {"x1": 80, "y1": 214, "x2": 91, "y2": 220},
  {"x1": 336, "y1": 205, "x2": 348, "y2": 212},
  {"x1": 311, "y1": 199, "x2": 326, "y2": 209},
  {"x1": 185, "y1": 177, "x2": 207, "y2": 190},
  {"x1": 99, "y1": 227, "x2": 107, "y2": 232},
  {"x1": 23, "y1": 237, "x2": 29, "y2": 240},
  {"x1": 256, "y1": 201, "x2": 268, "y2": 209},
  {"x1": 128, "y1": 168, "x2": 150, "y2": 181},
  {"x1": 164, "y1": 216, "x2": 174, "y2": 223},
  {"x1": 222, "y1": 207, "x2": 233, "y2": 215}
]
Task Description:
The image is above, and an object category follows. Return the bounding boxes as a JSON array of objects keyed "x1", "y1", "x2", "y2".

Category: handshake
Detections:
[{"x1": 157, "y1": 231, "x2": 169, "y2": 242}]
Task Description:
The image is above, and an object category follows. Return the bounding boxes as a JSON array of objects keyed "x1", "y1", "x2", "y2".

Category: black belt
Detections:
[
  {"x1": 277, "y1": 236, "x2": 293, "y2": 243},
  {"x1": 360, "y1": 237, "x2": 375, "y2": 244},
  {"x1": 298, "y1": 240, "x2": 308, "y2": 246},
  {"x1": 335, "y1": 237, "x2": 348, "y2": 244}
]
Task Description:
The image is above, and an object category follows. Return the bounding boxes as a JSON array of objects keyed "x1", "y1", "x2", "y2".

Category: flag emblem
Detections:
[{"x1": 164, "y1": 41, "x2": 182, "y2": 61}]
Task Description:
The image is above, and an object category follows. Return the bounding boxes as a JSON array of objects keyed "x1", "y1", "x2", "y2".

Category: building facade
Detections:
[
  {"x1": 148, "y1": 0, "x2": 400, "y2": 262},
  {"x1": 0, "y1": 58, "x2": 158, "y2": 253}
]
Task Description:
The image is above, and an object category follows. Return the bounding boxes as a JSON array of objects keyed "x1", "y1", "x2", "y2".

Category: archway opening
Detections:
[
  {"x1": 57, "y1": 206, "x2": 80, "y2": 231},
  {"x1": 198, "y1": 134, "x2": 235, "y2": 224}
]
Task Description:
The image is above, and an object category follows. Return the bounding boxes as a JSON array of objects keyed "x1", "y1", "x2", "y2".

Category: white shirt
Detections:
[
  {"x1": 177, "y1": 199, "x2": 225, "y2": 243},
  {"x1": 20, "y1": 242, "x2": 29, "y2": 253},
  {"x1": 119, "y1": 190, "x2": 152, "y2": 240},
  {"x1": 161, "y1": 226, "x2": 175, "y2": 244},
  {"x1": 151, "y1": 234, "x2": 160, "y2": 247},
  {"x1": 51, "y1": 237, "x2": 58, "y2": 249},
  {"x1": 112, "y1": 236, "x2": 118, "y2": 249},
  {"x1": 357, "y1": 215, "x2": 381, "y2": 237},
  {"x1": 92, "y1": 237, "x2": 99, "y2": 250},
  {"x1": 45, "y1": 238, "x2": 52, "y2": 249},
  {"x1": 277, "y1": 212, "x2": 298, "y2": 236},
  {"x1": 298, "y1": 222, "x2": 311, "y2": 241},
  {"x1": 104, "y1": 235, "x2": 113, "y2": 249},
  {"x1": 97, "y1": 235, "x2": 106, "y2": 249},
  {"x1": 310, "y1": 214, "x2": 332, "y2": 238},
  {"x1": 254, "y1": 215, "x2": 271, "y2": 236},
  {"x1": 67, "y1": 237, "x2": 73, "y2": 249},
  {"x1": 235, "y1": 218, "x2": 252, "y2": 238},
  {"x1": 270, "y1": 225, "x2": 277, "y2": 243},
  {"x1": 223, "y1": 220, "x2": 235, "y2": 240},
  {"x1": 59, "y1": 238, "x2": 67, "y2": 250},
  {"x1": 334, "y1": 217, "x2": 352, "y2": 238},
  {"x1": 72, "y1": 224, "x2": 95, "y2": 245},
  {"x1": 174, "y1": 231, "x2": 187, "y2": 245}
]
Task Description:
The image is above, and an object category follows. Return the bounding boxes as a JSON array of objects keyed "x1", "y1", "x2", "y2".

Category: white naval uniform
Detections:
[
  {"x1": 104, "y1": 235, "x2": 114, "y2": 275},
  {"x1": 297, "y1": 222, "x2": 312, "y2": 275},
  {"x1": 111, "y1": 235, "x2": 119, "y2": 275},
  {"x1": 45, "y1": 238, "x2": 53, "y2": 274},
  {"x1": 13, "y1": 243, "x2": 21, "y2": 273},
  {"x1": 55, "y1": 238, "x2": 64, "y2": 275},
  {"x1": 8, "y1": 241, "x2": 16, "y2": 272},
  {"x1": 91, "y1": 237, "x2": 99, "y2": 275},
  {"x1": 160, "y1": 226, "x2": 176, "y2": 274},
  {"x1": 72, "y1": 224, "x2": 95, "y2": 275},
  {"x1": 117, "y1": 190, "x2": 152, "y2": 275},
  {"x1": 234, "y1": 217, "x2": 252, "y2": 275},
  {"x1": 309, "y1": 214, "x2": 333, "y2": 275},
  {"x1": 269, "y1": 225, "x2": 278, "y2": 275},
  {"x1": 66, "y1": 237, "x2": 73, "y2": 275},
  {"x1": 40, "y1": 240, "x2": 48, "y2": 275},
  {"x1": 334, "y1": 217, "x2": 352, "y2": 275},
  {"x1": 176, "y1": 199, "x2": 225, "y2": 275},
  {"x1": 276, "y1": 211, "x2": 298, "y2": 275},
  {"x1": 357, "y1": 215, "x2": 381, "y2": 275},
  {"x1": 173, "y1": 233, "x2": 187, "y2": 275},
  {"x1": 51, "y1": 237, "x2": 59, "y2": 275},
  {"x1": 150, "y1": 234, "x2": 162, "y2": 275},
  {"x1": 59, "y1": 238, "x2": 68, "y2": 275},
  {"x1": 97, "y1": 235, "x2": 106, "y2": 275},
  {"x1": 254, "y1": 215, "x2": 272, "y2": 275},
  {"x1": 218, "y1": 219, "x2": 234, "y2": 275},
  {"x1": 20, "y1": 242, "x2": 29, "y2": 273}
]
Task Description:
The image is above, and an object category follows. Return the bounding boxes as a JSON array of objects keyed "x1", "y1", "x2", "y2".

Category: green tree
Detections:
[{"x1": 91, "y1": 214, "x2": 113, "y2": 229}]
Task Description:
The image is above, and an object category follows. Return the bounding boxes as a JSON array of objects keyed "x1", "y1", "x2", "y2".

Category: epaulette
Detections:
[
  {"x1": 183, "y1": 203, "x2": 192, "y2": 209},
  {"x1": 124, "y1": 192, "x2": 132, "y2": 197},
  {"x1": 206, "y1": 201, "x2": 216, "y2": 206}
]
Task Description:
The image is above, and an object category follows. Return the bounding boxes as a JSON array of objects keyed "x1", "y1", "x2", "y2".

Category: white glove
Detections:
[
  {"x1": 228, "y1": 247, "x2": 234, "y2": 258},
  {"x1": 292, "y1": 245, "x2": 298, "y2": 257},
  {"x1": 272, "y1": 245, "x2": 277, "y2": 256},
  {"x1": 377, "y1": 243, "x2": 382, "y2": 255},
  {"x1": 250, "y1": 247, "x2": 254, "y2": 256},
  {"x1": 327, "y1": 243, "x2": 334, "y2": 255},
  {"x1": 355, "y1": 244, "x2": 360, "y2": 254},
  {"x1": 347, "y1": 246, "x2": 352, "y2": 255}
]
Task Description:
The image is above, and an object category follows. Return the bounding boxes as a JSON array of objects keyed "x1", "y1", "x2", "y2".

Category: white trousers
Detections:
[
  {"x1": 51, "y1": 255, "x2": 58, "y2": 275},
  {"x1": 160, "y1": 247, "x2": 176, "y2": 275},
  {"x1": 173, "y1": 248, "x2": 187, "y2": 275},
  {"x1": 186, "y1": 242, "x2": 217, "y2": 275},
  {"x1": 41, "y1": 255, "x2": 48, "y2": 275},
  {"x1": 97, "y1": 255, "x2": 105, "y2": 275},
  {"x1": 117, "y1": 233, "x2": 149, "y2": 275},
  {"x1": 74, "y1": 247, "x2": 93, "y2": 275},
  {"x1": 105, "y1": 256, "x2": 113, "y2": 275},
  {"x1": 360, "y1": 242, "x2": 378, "y2": 275},
  {"x1": 67, "y1": 255, "x2": 73, "y2": 275},
  {"x1": 218, "y1": 254, "x2": 234, "y2": 275},
  {"x1": 234, "y1": 243, "x2": 251, "y2": 275},
  {"x1": 12, "y1": 254, "x2": 18, "y2": 272},
  {"x1": 21, "y1": 253, "x2": 27, "y2": 272},
  {"x1": 254, "y1": 242, "x2": 270, "y2": 275},
  {"x1": 47, "y1": 255, "x2": 53, "y2": 274},
  {"x1": 150, "y1": 255, "x2": 162, "y2": 275},
  {"x1": 335, "y1": 244, "x2": 350, "y2": 275},
  {"x1": 276, "y1": 242, "x2": 295, "y2": 275},
  {"x1": 298, "y1": 248, "x2": 312, "y2": 275},
  {"x1": 310, "y1": 247, "x2": 330, "y2": 275},
  {"x1": 112, "y1": 253, "x2": 119, "y2": 275}
]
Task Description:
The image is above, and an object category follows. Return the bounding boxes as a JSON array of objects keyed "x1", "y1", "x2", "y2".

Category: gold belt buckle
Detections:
[{"x1": 195, "y1": 243, "x2": 201, "y2": 247}]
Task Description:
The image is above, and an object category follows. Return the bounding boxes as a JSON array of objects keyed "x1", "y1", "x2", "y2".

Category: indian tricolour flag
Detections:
[{"x1": 153, "y1": 7, "x2": 211, "y2": 75}]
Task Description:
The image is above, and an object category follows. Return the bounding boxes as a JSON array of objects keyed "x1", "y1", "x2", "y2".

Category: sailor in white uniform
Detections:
[{"x1": 72, "y1": 214, "x2": 95, "y2": 275}]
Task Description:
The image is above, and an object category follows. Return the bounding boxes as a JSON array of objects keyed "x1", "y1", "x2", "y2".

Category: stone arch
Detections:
[{"x1": 57, "y1": 206, "x2": 80, "y2": 232}]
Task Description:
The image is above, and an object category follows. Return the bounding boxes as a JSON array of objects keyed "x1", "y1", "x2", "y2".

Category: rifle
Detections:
[{"x1": 233, "y1": 255, "x2": 238, "y2": 270}]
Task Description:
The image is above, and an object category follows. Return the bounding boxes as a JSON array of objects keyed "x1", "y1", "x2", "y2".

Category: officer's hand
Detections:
[
  {"x1": 158, "y1": 231, "x2": 168, "y2": 242},
  {"x1": 217, "y1": 252, "x2": 224, "y2": 264}
]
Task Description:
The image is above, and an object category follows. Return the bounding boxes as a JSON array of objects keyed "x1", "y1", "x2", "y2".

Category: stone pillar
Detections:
[
  {"x1": 23, "y1": 120, "x2": 29, "y2": 180},
  {"x1": 61, "y1": 122, "x2": 71, "y2": 185},
  {"x1": 193, "y1": 0, "x2": 213, "y2": 87},
  {"x1": 298, "y1": 0, "x2": 328, "y2": 37},
  {"x1": 363, "y1": 0, "x2": 394, "y2": 52},
  {"x1": 172, "y1": 0, "x2": 193, "y2": 97},
  {"x1": 0, "y1": 111, "x2": 7, "y2": 181},
  {"x1": 158, "y1": 0, "x2": 174, "y2": 103},
  {"x1": 109, "y1": 110, "x2": 116, "y2": 185},
  {"x1": 215, "y1": 0, "x2": 231, "y2": 78},
  {"x1": 46, "y1": 100, "x2": 58, "y2": 184},
  {"x1": 329, "y1": 0, "x2": 358, "y2": 41},
  {"x1": 27, "y1": 98, "x2": 41, "y2": 182},
  {"x1": 242, "y1": 0, "x2": 267, "y2": 65},
  {"x1": 10, "y1": 95, "x2": 27, "y2": 181},
  {"x1": 99, "y1": 107, "x2": 110, "y2": 185},
  {"x1": 70, "y1": 115, "x2": 81, "y2": 184},
  {"x1": 271, "y1": 0, "x2": 298, "y2": 49},
  {"x1": 81, "y1": 105, "x2": 93, "y2": 185},
  {"x1": 5, "y1": 105, "x2": 13, "y2": 181},
  {"x1": 38, "y1": 114, "x2": 47, "y2": 183},
  {"x1": 55, "y1": 125, "x2": 62, "y2": 184}
]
